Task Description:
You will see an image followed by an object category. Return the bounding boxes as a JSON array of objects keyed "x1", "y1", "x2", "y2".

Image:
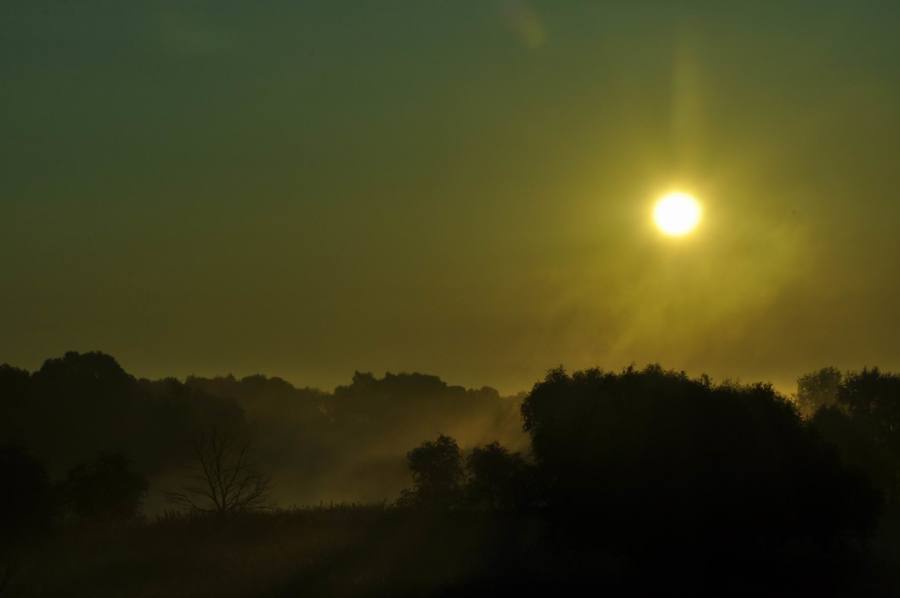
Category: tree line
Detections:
[{"x1": 4, "y1": 354, "x2": 900, "y2": 593}]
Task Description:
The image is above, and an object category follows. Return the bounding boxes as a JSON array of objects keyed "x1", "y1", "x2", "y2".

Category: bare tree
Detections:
[{"x1": 167, "y1": 426, "x2": 271, "y2": 514}]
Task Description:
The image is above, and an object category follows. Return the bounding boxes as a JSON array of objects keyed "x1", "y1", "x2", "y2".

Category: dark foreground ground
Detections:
[{"x1": 6, "y1": 506, "x2": 900, "y2": 598}]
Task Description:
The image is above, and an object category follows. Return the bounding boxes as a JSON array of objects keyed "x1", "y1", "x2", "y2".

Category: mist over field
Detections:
[{"x1": 2, "y1": 352, "x2": 525, "y2": 511}]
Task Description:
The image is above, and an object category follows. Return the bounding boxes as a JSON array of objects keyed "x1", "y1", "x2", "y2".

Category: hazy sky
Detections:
[{"x1": 3, "y1": 1, "x2": 900, "y2": 393}]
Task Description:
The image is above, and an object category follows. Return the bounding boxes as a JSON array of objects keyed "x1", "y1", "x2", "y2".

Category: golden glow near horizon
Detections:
[{"x1": 654, "y1": 192, "x2": 702, "y2": 236}]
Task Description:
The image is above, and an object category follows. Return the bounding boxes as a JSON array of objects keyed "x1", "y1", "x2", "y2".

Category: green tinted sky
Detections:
[{"x1": 3, "y1": 1, "x2": 900, "y2": 393}]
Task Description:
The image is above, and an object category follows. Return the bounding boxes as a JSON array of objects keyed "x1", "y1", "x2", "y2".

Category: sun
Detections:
[{"x1": 654, "y1": 192, "x2": 701, "y2": 236}]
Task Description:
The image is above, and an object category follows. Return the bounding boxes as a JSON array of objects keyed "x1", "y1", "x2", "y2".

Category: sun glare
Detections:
[{"x1": 654, "y1": 192, "x2": 701, "y2": 237}]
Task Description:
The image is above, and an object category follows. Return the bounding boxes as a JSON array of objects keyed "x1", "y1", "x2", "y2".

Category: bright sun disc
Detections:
[{"x1": 654, "y1": 192, "x2": 701, "y2": 236}]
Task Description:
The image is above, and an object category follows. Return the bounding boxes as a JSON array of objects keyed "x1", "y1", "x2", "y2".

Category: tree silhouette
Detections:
[
  {"x1": 0, "y1": 446, "x2": 51, "y2": 593},
  {"x1": 63, "y1": 452, "x2": 148, "y2": 522},
  {"x1": 0, "y1": 445, "x2": 52, "y2": 540},
  {"x1": 399, "y1": 434, "x2": 464, "y2": 508},
  {"x1": 465, "y1": 442, "x2": 533, "y2": 511},
  {"x1": 167, "y1": 426, "x2": 271, "y2": 514},
  {"x1": 809, "y1": 368, "x2": 900, "y2": 504},
  {"x1": 521, "y1": 365, "x2": 880, "y2": 552},
  {"x1": 797, "y1": 366, "x2": 843, "y2": 418}
]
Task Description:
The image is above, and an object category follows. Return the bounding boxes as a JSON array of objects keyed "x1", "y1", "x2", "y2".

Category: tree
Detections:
[
  {"x1": 465, "y1": 442, "x2": 533, "y2": 511},
  {"x1": 0, "y1": 446, "x2": 52, "y2": 598},
  {"x1": 399, "y1": 435, "x2": 464, "y2": 508},
  {"x1": 797, "y1": 366, "x2": 842, "y2": 418},
  {"x1": 0, "y1": 445, "x2": 52, "y2": 538},
  {"x1": 167, "y1": 426, "x2": 271, "y2": 514},
  {"x1": 63, "y1": 452, "x2": 148, "y2": 522},
  {"x1": 811, "y1": 368, "x2": 900, "y2": 503},
  {"x1": 521, "y1": 365, "x2": 880, "y2": 549}
]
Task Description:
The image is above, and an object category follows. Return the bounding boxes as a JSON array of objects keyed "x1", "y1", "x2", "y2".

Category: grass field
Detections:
[
  {"x1": 5, "y1": 507, "x2": 556, "y2": 597},
  {"x1": 7, "y1": 504, "x2": 900, "y2": 597}
]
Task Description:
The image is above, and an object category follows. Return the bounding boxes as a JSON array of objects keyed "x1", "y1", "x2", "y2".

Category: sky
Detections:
[{"x1": 3, "y1": 1, "x2": 900, "y2": 394}]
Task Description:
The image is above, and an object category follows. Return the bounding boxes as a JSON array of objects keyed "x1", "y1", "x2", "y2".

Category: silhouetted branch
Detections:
[{"x1": 166, "y1": 425, "x2": 271, "y2": 515}]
